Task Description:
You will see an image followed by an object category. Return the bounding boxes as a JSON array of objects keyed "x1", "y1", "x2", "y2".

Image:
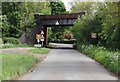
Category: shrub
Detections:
[
  {"x1": 47, "y1": 28, "x2": 53, "y2": 43},
  {"x1": 51, "y1": 39, "x2": 76, "y2": 44},
  {"x1": 3, "y1": 37, "x2": 19, "y2": 44},
  {"x1": 0, "y1": 38, "x2": 3, "y2": 44}
]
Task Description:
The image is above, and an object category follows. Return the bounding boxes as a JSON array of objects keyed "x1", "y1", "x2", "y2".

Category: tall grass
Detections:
[{"x1": 2, "y1": 54, "x2": 38, "y2": 80}]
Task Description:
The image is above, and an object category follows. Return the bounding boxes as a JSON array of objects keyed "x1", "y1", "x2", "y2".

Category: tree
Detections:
[
  {"x1": 50, "y1": 2, "x2": 66, "y2": 15},
  {"x1": 70, "y1": 2, "x2": 96, "y2": 15},
  {"x1": 2, "y1": 2, "x2": 51, "y2": 38},
  {"x1": 72, "y1": 2, "x2": 120, "y2": 50},
  {"x1": 96, "y1": 2, "x2": 119, "y2": 49},
  {"x1": 20, "y1": 2, "x2": 51, "y2": 29},
  {"x1": 50, "y1": 2, "x2": 67, "y2": 40},
  {"x1": 2, "y1": 2, "x2": 22, "y2": 38}
]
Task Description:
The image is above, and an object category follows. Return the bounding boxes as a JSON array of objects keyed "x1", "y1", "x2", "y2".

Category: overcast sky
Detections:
[
  {"x1": 62, "y1": 0, "x2": 73, "y2": 11},
  {"x1": 62, "y1": 0, "x2": 108, "y2": 11}
]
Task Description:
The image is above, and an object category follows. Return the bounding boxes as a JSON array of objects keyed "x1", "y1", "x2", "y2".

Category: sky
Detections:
[
  {"x1": 62, "y1": 0, "x2": 73, "y2": 11},
  {"x1": 62, "y1": 0, "x2": 107, "y2": 11}
]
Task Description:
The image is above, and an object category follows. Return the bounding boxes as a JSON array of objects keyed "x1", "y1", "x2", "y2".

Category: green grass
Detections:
[
  {"x1": 1, "y1": 44, "x2": 32, "y2": 49},
  {"x1": 29, "y1": 48, "x2": 49, "y2": 54},
  {"x1": 77, "y1": 45, "x2": 119, "y2": 76},
  {"x1": 2, "y1": 54, "x2": 38, "y2": 80}
]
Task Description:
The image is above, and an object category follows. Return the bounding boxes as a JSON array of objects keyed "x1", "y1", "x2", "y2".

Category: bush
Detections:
[
  {"x1": 3, "y1": 37, "x2": 19, "y2": 44},
  {"x1": 47, "y1": 28, "x2": 53, "y2": 43},
  {"x1": 51, "y1": 39, "x2": 76, "y2": 44},
  {"x1": 0, "y1": 38, "x2": 3, "y2": 44}
]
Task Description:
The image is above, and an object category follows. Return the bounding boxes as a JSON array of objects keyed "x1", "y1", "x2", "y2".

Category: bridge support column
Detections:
[
  {"x1": 44, "y1": 26, "x2": 47, "y2": 47},
  {"x1": 41, "y1": 26, "x2": 47, "y2": 47}
]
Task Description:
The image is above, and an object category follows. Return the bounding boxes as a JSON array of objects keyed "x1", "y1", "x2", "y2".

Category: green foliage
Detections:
[
  {"x1": 49, "y1": 2, "x2": 67, "y2": 40},
  {"x1": 2, "y1": 54, "x2": 38, "y2": 80},
  {"x1": 96, "y1": 2, "x2": 119, "y2": 49},
  {"x1": 50, "y1": 2, "x2": 66, "y2": 15},
  {"x1": 73, "y1": 2, "x2": 119, "y2": 50},
  {"x1": 2, "y1": 2, "x2": 51, "y2": 38},
  {"x1": 20, "y1": 2, "x2": 51, "y2": 29},
  {"x1": 70, "y1": 2, "x2": 97, "y2": 15},
  {"x1": 51, "y1": 39, "x2": 76, "y2": 44},
  {"x1": 29, "y1": 48, "x2": 49, "y2": 54},
  {"x1": 3, "y1": 37, "x2": 19, "y2": 44},
  {"x1": 73, "y1": 15, "x2": 102, "y2": 46},
  {"x1": 2, "y1": 2, "x2": 22, "y2": 38},
  {"x1": 47, "y1": 28, "x2": 53, "y2": 43},
  {"x1": 2, "y1": 15, "x2": 10, "y2": 37},
  {"x1": 110, "y1": 28, "x2": 120, "y2": 49}
]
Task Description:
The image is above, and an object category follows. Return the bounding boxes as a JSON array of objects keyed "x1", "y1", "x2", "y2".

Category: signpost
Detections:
[
  {"x1": 35, "y1": 30, "x2": 45, "y2": 47},
  {"x1": 41, "y1": 30, "x2": 44, "y2": 47},
  {"x1": 36, "y1": 34, "x2": 41, "y2": 44},
  {"x1": 91, "y1": 33, "x2": 97, "y2": 39},
  {"x1": 35, "y1": 34, "x2": 41, "y2": 48},
  {"x1": 91, "y1": 33, "x2": 97, "y2": 46}
]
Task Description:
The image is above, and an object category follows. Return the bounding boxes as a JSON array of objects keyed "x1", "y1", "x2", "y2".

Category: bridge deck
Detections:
[
  {"x1": 40, "y1": 12, "x2": 86, "y2": 19},
  {"x1": 35, "y1": 12, "x2": 86, "y2": 20}
]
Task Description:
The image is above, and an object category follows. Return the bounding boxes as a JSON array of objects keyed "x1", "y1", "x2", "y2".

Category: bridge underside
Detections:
[{"x1": 33, "y1": 12, "x2": 86, "y2": 46}]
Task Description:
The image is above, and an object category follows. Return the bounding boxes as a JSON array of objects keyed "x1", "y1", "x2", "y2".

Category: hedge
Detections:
[
  {"x1": 51, "y1": 39, "x2": 76, "y2": 44},
  {"x1": 3, "y1": 37, "x2": 19, "y2": 44}
]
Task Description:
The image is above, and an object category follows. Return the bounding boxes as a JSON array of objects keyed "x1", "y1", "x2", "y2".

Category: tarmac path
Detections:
[{"x1": 18, "y1": 43, "x2": 118, "y2": 80}]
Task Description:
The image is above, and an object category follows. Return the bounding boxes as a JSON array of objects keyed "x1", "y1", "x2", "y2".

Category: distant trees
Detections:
[
  {"x1": 70, "y1": 2, "x2": 95, "y2": 15},
  {"x1": 2, "y1": 2, "x2": 22, "y2": 38},
  {"x1": 50, "y1": 2, "x2": 66, "y2": 15},
  {"x1": 72, "y1": 2, "x2": 120, "y2": 50},
  {"x1": 50, "y1": 2, "x2": 67, "y2": 40}
]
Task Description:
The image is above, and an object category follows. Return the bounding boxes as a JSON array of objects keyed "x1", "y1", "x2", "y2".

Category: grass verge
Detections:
[
  {"x1": 77, "y1": 45, "x2": 119, "y2": 76},
  {"x1": 2, "y1": 54, "x2": 39, "y2": 80},
  {"x1": 29, "y1": 48, "x2": 49, "y2": 54},
  {"x1": 1, "y1": 44, "x2": 32, "y2": 49}
]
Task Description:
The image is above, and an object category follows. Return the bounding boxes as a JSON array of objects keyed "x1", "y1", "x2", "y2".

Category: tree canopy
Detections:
[
  {"x1": 72, "y1": 2, "x2": 120, "y2": 50},
  {"x1": 2, "y1": 2, "x2": 51, "y2": 38}
]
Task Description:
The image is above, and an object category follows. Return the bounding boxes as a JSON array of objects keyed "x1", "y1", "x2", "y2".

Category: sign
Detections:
[
  {"x1": 55, "y1": 21, "x2": 59, "y2": 25},
  {"x1": 41, "y1": 35, "x2": 44, "y2": 39},
  {"x1": 36, "y1": 34, "x2": 41, "y2": 39},
  {"x1": 91, "y1": 33, "x2": 97, "y2": 38},
  {"x1": 41, "y1": 35, "x2": 44, "y2": 41},
  {"x1": 37, "y1": 39, "x2": 40, "y2": 43},
  {"x1": 40, "y1": 30, "x2": 45, "y2": 42},
  {"x1": 41, "y1": 30, "x2": 44, "y2": 35}
]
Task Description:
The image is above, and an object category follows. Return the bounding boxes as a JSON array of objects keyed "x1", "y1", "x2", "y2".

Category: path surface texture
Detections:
[{"x1": 19, "y1": 43, "x2": 118, "y2": 80}]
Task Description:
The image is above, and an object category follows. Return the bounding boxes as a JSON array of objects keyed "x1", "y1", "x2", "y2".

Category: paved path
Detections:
[
  {"x1": 49, "y1": 43, "x2": 73, "y2": 49},
  {"x1": 18, "y1": 44, "x2": 118, "y2": 80}
]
